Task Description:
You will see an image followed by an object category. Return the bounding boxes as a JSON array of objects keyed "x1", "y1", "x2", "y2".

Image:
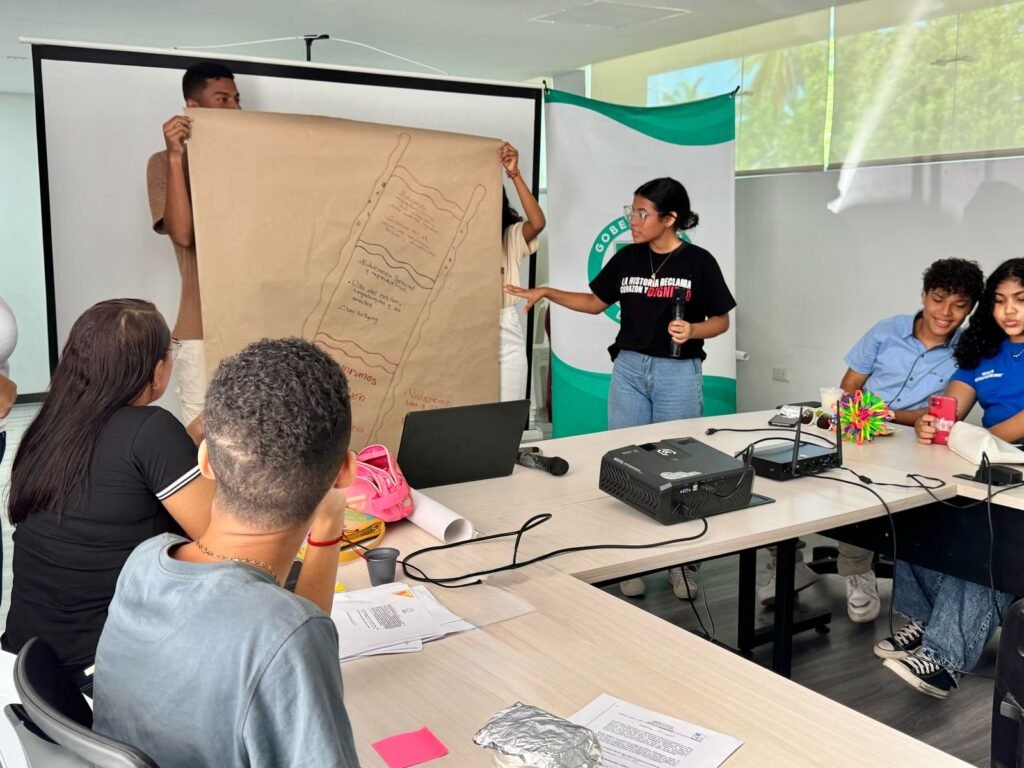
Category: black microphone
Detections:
[
  {"x1": 670, "y1": 287, "x2": 686, "y2": 359},
  {"x1": 516, "y1": 450, "x2": 569, "y2": 476}
]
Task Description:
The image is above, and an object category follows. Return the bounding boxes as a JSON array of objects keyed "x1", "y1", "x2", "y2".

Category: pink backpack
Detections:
[{"x1": 343, "y1": 445, "x2": 413, "y2": 522}]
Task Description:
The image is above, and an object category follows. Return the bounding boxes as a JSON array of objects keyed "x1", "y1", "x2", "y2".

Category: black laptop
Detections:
[{"x1": 396, "y1": 400, "x2": 531, "y2": 488}]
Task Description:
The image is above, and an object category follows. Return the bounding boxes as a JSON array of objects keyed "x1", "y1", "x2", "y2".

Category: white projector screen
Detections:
[{"x1": 30, "y1": 42, "x2": 541, "y2": 409}]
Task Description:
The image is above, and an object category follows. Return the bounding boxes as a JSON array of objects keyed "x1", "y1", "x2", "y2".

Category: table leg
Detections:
[
  {"x1": 772, "y1": 538, "x2": 797, "y2": 677},
  {"x1": 737, "y1": 548, "x2": 757, "y2": 654}
]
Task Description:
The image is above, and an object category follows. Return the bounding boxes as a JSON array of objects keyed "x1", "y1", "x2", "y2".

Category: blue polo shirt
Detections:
[
  {"x1": 951, "y1": 339, "x2": 1024, "y2": 428},
  {"x1": 844, "y1": 313, "x2": 960, "y2": 411}
]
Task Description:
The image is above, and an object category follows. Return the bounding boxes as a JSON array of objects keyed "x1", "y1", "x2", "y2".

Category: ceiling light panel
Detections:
[{"x1": 530, "y1": 1, "x2": 691, "y2": 29}]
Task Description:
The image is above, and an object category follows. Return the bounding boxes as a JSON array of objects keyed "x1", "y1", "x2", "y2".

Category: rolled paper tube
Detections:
[{"x1": 408, "y1": 489, "x2": 475, "y2": 543}]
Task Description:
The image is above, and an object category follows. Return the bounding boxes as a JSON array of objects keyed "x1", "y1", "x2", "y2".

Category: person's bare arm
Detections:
[
  {"x1": 667, "y1": 313, "x2": 730, "y2": 345},
  {"x1": 890, "y1": 407, "x2": 928, "y2": 427},
  {"x1": 989, "y1": 411, "x2": 1024, "y2": 443},
  {"x1": 499, "y1": 143, "x2": 546, "y2": 243},
  {"x1": 294, "y1": 488, "x2": 348, "y2": 614},
  {"x1": 161, "y1": 475, "x2": 215, "y2": 540},
  {"x1": 0, "y1": 373, "x2": 16, "y2": 419},
  {"x1": 840, "y1": 368, "x2": 868, "y2": 393},
  {"x1": 161, "y1": 115, "x2": 195, "y2": 248},
  {"x1": 504, "y1": 285, "x2": 608, "y2": 315}
]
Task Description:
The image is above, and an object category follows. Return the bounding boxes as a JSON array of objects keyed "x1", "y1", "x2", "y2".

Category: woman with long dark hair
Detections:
[
  {"x1": 3, "y1": 299, "x2": 214, "y2": 691},
  {"x1": 504, "y1": 177, "x2": 735, "y2": 600},
  {"x1": 499, "y1": 141, "x2": 546, "y2": 401},
  {"x1": 873, "y1": 259, "x2": 1024, "y2": 699}
]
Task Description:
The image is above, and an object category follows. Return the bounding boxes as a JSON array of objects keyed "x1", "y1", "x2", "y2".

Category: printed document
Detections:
[{"x1": 570, "y1": 694, "x2": 742, "y2": 768}]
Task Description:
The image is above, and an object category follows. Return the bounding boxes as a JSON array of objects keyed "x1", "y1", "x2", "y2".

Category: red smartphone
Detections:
[{"x1": 929, "y1": 395, "x2": 957, "y2": 445}]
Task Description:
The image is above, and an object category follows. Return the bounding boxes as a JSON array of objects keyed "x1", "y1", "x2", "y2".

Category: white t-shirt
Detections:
[
  {"x1": 0, "y1": 296, "x2": 17, "y2": 431},
  {"x1": 501, "y1": 221, "x2": 539, "y2": 309}
]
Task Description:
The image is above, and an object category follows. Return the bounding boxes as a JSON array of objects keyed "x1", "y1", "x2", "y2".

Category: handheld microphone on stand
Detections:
[
  {"x1": 516, "y1": 449, "x2": 569, "y2": 476},
  {"x1": 670, "y1": 287, "x2": 686, "y2": 359}
]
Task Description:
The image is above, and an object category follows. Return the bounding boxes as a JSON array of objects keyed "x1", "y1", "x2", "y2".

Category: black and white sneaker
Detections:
[
  {"x1": 883, "y1": 655, "x2": 957, "y2": 699},
  {"x1": 873, "y1": 620, "x2": 924, "y2": 659}
]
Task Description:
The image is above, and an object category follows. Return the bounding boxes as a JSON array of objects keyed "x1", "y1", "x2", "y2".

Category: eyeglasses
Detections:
[
  {"x1": 623, "y1": 205, "x2": 651, "y2": 222},
  {"x1": 169, "y1": 340, "x2": 182, "y2": 360}
]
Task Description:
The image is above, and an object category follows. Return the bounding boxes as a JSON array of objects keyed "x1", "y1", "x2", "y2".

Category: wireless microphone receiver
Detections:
[
  {"x1": 670, "y1": 287, "x2": 686, "y2": 359},
  {"x1": 516, "y1": 450, "x2": 569, "y2": 476}
]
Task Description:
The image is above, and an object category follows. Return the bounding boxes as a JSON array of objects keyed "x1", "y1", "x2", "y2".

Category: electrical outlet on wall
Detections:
[{"x1": 772, "y1": 366, "x2": 790, "y2": 382}]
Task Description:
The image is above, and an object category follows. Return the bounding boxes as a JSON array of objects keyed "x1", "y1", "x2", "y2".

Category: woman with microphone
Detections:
[{"x1": 504, "y1": 177, "x2": 735, "y2": 599}]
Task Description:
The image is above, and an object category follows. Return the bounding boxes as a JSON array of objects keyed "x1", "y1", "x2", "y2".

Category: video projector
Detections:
[{"x1": 598, "y1": 437, "x2": 754, "y2": 525}]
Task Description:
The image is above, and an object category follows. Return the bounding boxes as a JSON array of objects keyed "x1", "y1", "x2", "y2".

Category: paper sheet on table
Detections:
[
  {"x1": 408, "y1": 489, "x2": 475, "y2": 543},
  {"x1": 332, "y1": 584, "x2": 444, "y2": 660},
  {"x1": 332, "y1": 582, "x2": 476, "y2": 662},
  {"x1": 570, "y1": 694, "x2": 742, "y2": 768}
]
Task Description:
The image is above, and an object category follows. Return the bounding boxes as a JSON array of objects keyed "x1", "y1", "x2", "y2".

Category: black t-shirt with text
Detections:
[
  {"x1": 589, "y1": 242, "x2": 736, "y2": 361},
  {"x1": 3, "y1": 406, "x2": 200, "y2": 671}
]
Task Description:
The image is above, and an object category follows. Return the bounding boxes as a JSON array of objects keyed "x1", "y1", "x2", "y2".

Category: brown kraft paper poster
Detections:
[{"x1": 186, "y1": 109, "x2": 502, "y2": 450}]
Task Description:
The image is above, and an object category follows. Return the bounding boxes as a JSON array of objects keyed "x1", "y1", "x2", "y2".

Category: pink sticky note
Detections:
[{"x1": 372, "y1": 726, "x2": 448, "y2": 768}]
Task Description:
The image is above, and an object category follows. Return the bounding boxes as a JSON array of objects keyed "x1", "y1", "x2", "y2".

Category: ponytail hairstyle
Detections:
[
  {"x1": 955, "y1": 258, "x2": 1024, "y2": 370},
  {"x1": 634, "y1": 177, "x2": 699, "y2": 231},
  {"x1": 8, "y1": 299, "x2": 171, "y2": 525},
  {"x1": 501, "y1": 188, "x2": 522, "y2": 233}
]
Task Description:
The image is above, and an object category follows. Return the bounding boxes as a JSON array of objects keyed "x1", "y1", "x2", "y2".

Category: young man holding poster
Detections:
[{"x1": 148, "y1": 61, "x2": 241, "y2": 426}]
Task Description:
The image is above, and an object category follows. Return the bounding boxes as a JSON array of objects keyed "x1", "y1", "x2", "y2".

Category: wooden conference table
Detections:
[{"x1": 337, "y1": 411, "x2": 996, "y2": 766}]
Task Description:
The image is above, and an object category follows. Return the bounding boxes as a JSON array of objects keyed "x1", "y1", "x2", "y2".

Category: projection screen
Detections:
[{"x1": 29, "y1": 41, "x2": 541, "y2": 412}]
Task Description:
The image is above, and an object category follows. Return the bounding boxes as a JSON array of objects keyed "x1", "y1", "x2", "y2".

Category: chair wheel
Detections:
[{"x1": 815, "y1": 625, "x2": 831, "y2": 635}]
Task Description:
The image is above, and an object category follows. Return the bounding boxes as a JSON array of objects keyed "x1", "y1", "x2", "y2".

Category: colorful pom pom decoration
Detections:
[{"x1": 837, "y1": 390, "x2": 894, "y2": 445}]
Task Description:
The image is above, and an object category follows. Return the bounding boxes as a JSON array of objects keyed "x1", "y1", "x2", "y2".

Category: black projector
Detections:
[{"x1": 599, "y1": 437, "x2": 754, "y2": 525}]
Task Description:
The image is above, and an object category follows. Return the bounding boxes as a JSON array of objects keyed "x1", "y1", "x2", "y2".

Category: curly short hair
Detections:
[
  {"x1": 204, "y1": 338, "x2": 351, "y2": 530},
  {"x1": 922, "y1": 258, "x2": 984, "y2": 305},
  {"x1": 182, "y1": 61, "x2": 235, "y2": 101}
]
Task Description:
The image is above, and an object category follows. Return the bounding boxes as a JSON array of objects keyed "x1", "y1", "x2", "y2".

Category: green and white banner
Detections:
[{"x1": 545, "y1": 89, "x2": 736, "y2": 437}]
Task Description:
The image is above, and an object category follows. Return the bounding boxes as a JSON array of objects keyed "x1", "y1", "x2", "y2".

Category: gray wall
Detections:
[{"x1": 0, "y1": 92, "x2": 48, "y2": 394}]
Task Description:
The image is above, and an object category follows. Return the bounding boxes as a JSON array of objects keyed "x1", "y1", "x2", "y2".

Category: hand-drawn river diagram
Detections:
[
  {"x1": 302, "y1": 133, "x2": 486, "y2": 443},
  {"x1": 187, "y1": 109, "x2": 502, "y2": 450}
]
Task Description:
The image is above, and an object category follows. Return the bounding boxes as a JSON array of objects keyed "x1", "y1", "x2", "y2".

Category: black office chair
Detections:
[
  {"x1": 993, "y1": 598, "x2": 1024, "y2": 768},
  {"x1": 8, "y1": 638, "x2": 158, "y2": 768}
]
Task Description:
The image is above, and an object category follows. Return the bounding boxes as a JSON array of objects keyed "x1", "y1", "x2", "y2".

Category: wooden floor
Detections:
[{"x1": 602, "y1": 539, "x2": 998, "y2": 767}]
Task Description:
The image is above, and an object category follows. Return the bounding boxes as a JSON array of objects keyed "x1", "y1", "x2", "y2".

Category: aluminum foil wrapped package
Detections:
[{"x1": 473, "y1": 702, "x2": 602, "y2": 767}]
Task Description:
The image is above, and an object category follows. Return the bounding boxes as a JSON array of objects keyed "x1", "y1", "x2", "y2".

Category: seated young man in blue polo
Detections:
[
  {"x1": 93, "y1": 338, "x2": 360, "y2": 767},
  {"x1": 835, "y1": 257, "x2": 984, "y2": 623}
]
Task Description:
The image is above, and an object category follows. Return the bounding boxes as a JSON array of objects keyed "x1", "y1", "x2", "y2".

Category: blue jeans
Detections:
[
  {"x1": 894, "y1": 560, "x2": 1013, "y2": 677},
  {"x1": 608, "y1": 351, "x2": 703, "y2": 429}
]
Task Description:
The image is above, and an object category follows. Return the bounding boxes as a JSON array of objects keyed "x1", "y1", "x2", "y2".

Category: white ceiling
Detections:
[{"x1": 2, "y1": 0, "x2": 839, "y2": 94}]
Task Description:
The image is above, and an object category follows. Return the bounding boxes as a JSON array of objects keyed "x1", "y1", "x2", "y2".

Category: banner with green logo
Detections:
[{"x1": 545, "y1": 89, "x2": 736, "y2": 437}]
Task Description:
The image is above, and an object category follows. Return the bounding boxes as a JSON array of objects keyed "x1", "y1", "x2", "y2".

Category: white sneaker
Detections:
[
  {"x1": 619, "y1": 577, "x2": 646, "y2": 597},
  {"x1": 758, "y1": 554, "x2": 819, "y2": 606},
  {"x1": 668, "y1": 565, "x2": 700, "y2": 600},
  {"x1": 846, "y1": 571, "x2": 881, "y2": 623}
]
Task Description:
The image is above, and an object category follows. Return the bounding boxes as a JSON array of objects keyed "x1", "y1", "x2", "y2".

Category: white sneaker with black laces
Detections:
[
  {"x1": 873, "y1": 620, "x2": 925, "y2": 659},
  {"x1": 846, "y1": 572, "x2": 881, "y2": 623},
  {"x1": 883, "y1": 654, "x2": 957, "y2": 699}
]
